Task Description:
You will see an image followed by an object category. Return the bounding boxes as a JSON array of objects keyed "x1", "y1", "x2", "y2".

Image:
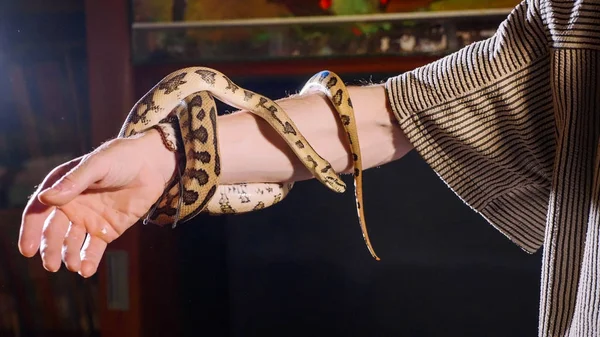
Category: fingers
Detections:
[
  {"x1": 39, "y1": 208, "x2": 71, "y2": 272},
  {"x1": 79, "y1": 234, "x2": 108, "y2": 278},
  {"x1": 62, "y1": 221, "x2": 87, "y2": 273},
  {"x1": 40, "y1": 216, "x2": 109, "y2": 278},
  {"x1": 38, "y1": 152, "x2": 110, "y2": 207},
  {"x1": 19, "y1": 192, "x2": 53, "y2": 257},
  {"x1": 20, "y1": 140, "x2": 132, "y2": 277},
  {"x1": 19, "y1": 157, "x2": 81, "y2": 257}
]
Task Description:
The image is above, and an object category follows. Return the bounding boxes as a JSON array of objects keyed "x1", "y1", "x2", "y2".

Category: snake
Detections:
[{"x1": 117, "y1": 67, "x2": 380, "y2": 261}]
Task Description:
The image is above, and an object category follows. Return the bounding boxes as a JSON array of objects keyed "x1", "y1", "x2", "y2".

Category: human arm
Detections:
[
  {"x1": 144, "y1": 83, "x2": 412, "y2": 191},
  {"x1": 149, "y1": 83, "x2": 413, "y2": 187},
  {"x1": 214, "y1": 83, "x2": 412, "y2": 184}
]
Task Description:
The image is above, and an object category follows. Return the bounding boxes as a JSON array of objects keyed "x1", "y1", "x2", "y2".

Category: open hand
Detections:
[{"x1": 18, "y1": 130, "x2": 176, "y2": 278}]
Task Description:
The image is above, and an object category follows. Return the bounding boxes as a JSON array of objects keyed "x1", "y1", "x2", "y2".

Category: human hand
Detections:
[{"x1": 18, "y1": 130, "x2": 177, "y2": 278}]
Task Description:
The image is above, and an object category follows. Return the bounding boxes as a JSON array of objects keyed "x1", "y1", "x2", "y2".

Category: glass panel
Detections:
[{"x1": 130, "y1": 1, "x2": 519, "y2": 64}]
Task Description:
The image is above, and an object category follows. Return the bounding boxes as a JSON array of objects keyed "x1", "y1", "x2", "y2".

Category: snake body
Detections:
[{"x1": 118, "y1": 67, "x2": 379, "y2": 260}]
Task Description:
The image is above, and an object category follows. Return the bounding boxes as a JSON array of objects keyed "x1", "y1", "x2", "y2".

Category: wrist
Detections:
[{"x1": 139, "y1": 129, "x2": 178, "y2": 186}]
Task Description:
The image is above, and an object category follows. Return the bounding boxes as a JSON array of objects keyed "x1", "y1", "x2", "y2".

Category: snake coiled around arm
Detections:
[{"x1": 118, "y1": 67, "x2": 380, "y2": 261}]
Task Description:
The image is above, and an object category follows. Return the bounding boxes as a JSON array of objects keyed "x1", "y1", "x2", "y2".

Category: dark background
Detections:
[{"x1": 1, "y1": 1, "x2": 543, "y2": 336}]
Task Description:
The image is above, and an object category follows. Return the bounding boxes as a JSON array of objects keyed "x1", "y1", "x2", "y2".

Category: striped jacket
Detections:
[{"x1": 385, "y1": 0, "x2": 600, "y2": 336}]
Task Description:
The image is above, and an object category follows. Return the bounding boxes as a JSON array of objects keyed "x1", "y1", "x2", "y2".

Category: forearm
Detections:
[
  {"x1": 150, "y1": 83, "x2": 413, "y2": 185},
  {"x1": 217, "y1": 83, "x2": 413, "y2": 184}
]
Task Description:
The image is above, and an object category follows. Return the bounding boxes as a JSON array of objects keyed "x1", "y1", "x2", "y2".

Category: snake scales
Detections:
[{"x1": 118, "y1": 67, "x2": 380, "y2": 261}]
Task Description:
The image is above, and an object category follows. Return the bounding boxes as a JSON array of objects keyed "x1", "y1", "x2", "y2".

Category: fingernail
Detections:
[
  {"x1": 79, "y1": 262, "x2": 96, "y2": 278},
  {"x1": 64, "y1": 260, "x2": 81, "y2": 273},
  {"x1": 50, "y1": 182, "x2": 65, "y2": 193},
  {"x1": 39, "y1": 187, "x2": 59, "y2": 197},
  {"x1": 18, "y1": 241, "x2": 36, "y2": 257},
  {"x1": 41, "y1": 252, "x2": 59, "y2": 272},
  {"x1": 40, "y1": 181, "x2": 68, "y2": 198}
]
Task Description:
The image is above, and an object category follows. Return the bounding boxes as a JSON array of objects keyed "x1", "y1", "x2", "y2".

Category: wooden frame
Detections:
[{"x1": 84, "y1": 1, "x2": 181, "y2": 337}]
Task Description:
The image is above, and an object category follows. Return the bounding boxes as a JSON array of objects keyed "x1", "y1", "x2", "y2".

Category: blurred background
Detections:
[{"x1": 0, "y1": 0, "x2": 543, "y2": 336}]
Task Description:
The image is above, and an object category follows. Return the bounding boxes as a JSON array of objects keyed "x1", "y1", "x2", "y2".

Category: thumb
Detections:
[{"x1": 38, "y1": 153, "x2": 109, "y2": 206}]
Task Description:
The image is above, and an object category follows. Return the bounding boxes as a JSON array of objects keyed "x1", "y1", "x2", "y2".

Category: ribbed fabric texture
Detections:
[{"x1": 385, "y1": 1, "x2": 600, "y2": 336}]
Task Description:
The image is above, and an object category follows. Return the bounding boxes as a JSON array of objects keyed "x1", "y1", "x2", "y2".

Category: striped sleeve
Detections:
[{"x1": 385, "y1": 0, "x2": 554, "y2": 253}]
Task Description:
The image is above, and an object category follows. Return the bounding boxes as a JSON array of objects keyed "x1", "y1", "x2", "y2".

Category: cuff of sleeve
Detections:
[{"x1": 385, "y1": 75, "x2": 547, "y2": 254}]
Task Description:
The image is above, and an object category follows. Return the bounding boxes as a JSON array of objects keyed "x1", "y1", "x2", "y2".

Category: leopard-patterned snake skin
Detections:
[{"x1": 118, "y1": 67, "x2": 380, "y2": 261}]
